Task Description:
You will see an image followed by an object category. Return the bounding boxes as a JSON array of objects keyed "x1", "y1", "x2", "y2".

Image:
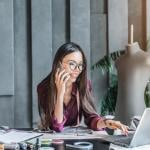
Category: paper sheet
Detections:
[
  {"x1": 43, "y1": 130, "x2": 108, "y2": 140},
  {"x1": 0, "y1": 130, "x2": 42, "y2": 143}
]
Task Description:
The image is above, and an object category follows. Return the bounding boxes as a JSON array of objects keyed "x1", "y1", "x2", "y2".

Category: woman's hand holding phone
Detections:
[{"x1": 55, "y1": 65, "x2": 70, "y2": 99}]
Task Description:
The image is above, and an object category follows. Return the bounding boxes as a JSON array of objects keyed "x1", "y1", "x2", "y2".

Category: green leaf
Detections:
[
  {"x1": 92, "y1": 50, "x2": 125, "y2": 74},
  {"x1": 144, "y1": 83, "x2": 150, "y2": 107},
  {"x1": 91, "y1": 50, "x2": 126, "y2": 116}
]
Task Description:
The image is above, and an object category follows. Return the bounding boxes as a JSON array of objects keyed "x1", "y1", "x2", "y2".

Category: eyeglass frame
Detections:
[{"x1": 62, "y1": 60, "x2": 85, "y2": 71}]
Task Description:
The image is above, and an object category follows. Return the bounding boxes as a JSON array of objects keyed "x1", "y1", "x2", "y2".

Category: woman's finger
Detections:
[
  {"x1": 117, "y1": 124, "x2": 128, "y2": 135},
  {"x1": 60, "y1": 72, "x2": 69, "y2": 83},
  {"x1": 55, "y1": 69, "x2": 59, "y2": 80},
  {"x1": 63, "y1": 74, "x2": 70, "y2": 83},
  {"x1": 58, "y1": 69, "x2": 65, "y2": 82},
  {"x1": 55, "y1": 69, "x2": 63, "y2": 83},
  {"x1": 124, "y1": 125, "x2": 129, "y2": 135}
]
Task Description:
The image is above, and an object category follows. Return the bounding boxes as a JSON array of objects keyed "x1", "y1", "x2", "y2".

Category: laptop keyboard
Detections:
[
  {"x1": 104, "y1": 132, "x2": 135, "y2": 147},
  {"x1": 115, "y1": 134, "x2": 133, "y2": 143},
  {"x1": 112, "y1": 133, "x2": 134, "y2": 146}
]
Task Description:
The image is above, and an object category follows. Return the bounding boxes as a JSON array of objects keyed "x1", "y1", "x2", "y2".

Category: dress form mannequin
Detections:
[{"x1": 115, "y1": 42, "x2": 150, "y2": 125}]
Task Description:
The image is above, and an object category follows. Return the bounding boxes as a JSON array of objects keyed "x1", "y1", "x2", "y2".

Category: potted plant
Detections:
[{"x1": 92, "y1": 50, "x2": 125, "y2": 116}]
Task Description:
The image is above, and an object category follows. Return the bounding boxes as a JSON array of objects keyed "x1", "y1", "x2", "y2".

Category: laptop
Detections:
[{"x1": 103, "y1": 108, "x2": 150, "y2": 148}]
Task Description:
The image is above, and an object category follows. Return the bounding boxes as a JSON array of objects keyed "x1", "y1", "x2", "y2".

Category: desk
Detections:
[
  {"x1": 2, "y1": 128, "x2": 150, "y2": 150},
  {"x1": 0, "y1": 128, "x2": 110, "y2": 149}
]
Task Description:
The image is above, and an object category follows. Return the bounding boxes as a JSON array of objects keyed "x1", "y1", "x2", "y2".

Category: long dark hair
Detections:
[{"x1": 37, "y1": 42, "x2": 97, "y2": 129}]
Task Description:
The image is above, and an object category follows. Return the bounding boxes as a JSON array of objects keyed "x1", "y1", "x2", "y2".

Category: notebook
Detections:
[{"x1": 103, "y1": 108, "x2": 150, "y2": 148}]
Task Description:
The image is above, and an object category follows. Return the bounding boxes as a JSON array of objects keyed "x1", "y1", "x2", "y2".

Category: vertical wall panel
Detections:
[
  {"x1": 90, "y1": 0, "x2": 108, "y2": 114},
  {"x1": 13, "y1": 0, "x2": 31, "y2": 127},
  {"x1": 70, "y1": 0, "x2": 91, "y2": 78},
  {"x1": 128, "y1": 0, "x2": 146, "y2": 49},
  {"x1": 52, "y1": 0, "x2": 66, "y2": 56},
  {"x1": 108, "y1": 0, "x2": 128, "y2": 52},
  {"x1": 0, "y1": 97, "x2": 14, "y2": 127},
  {"x1": 0, "y1": 0, "x2": 14, "y2": 95},
  {"x1": 31, "y1": 0, "x2": 52, "y2": 127},
  {"x1": 146, "y1": 0, "x2": 150, "y2": 48},
  {"x1": 90, "y1": 0, "x2": 105, "y2": 14},
  {"x1": 91, "y1": 14, "x2": 107, "y2": 113}
]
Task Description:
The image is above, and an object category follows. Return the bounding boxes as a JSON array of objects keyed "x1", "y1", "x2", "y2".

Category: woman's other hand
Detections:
[{"x1": 105, "y1": 120, "x2": 129, "y2": 135}]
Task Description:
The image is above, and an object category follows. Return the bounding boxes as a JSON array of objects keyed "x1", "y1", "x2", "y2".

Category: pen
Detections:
[{"x1": 35, "y1": 138, "x2": 40, "y2": 150}]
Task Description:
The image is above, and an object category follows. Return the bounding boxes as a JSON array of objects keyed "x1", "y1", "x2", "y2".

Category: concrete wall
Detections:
[
  {"x1": 0, "y1": 0, "x2": 147, "y2": 127},
  {"x1": 146, "y1": 0, "x2": 150, "y2": 50},
  {"x1": 0, "y1": 0, "x2": 14, "y2": 95},
  {"x1": 70, "y1": 0, "x2": 91, "y2": 78},
  {"x1": 31, "y1": 0, "x2": 53, "y2": 127},
  {"x1": 108, "y1": 0, "x2": 128, "y2": 52},
  {"x1": 128, "y1": 0, "x2": 146, "y2": 49}
]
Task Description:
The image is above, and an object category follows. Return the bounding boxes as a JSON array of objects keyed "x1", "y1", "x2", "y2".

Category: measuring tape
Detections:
[{"x1": 66, "y1": 141, "x2": 93, "y2": 150}]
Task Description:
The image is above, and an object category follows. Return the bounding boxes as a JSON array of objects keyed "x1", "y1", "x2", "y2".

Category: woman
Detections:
[{"x1": 37, "y1": 42, "x2": 128, "y2": 134}]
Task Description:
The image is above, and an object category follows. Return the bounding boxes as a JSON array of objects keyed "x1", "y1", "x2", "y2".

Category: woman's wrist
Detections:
[
  {"x1": 103, "y1": 119, "x2": 108, "y2": 127},
  {"x1": 97, "y1": 118, "x2": 109, "y2": 129},
  {"x1": 103, "y1": 118, "x2": 112, "y2": 127},
  {"x1": 56, "y1": 93, "x2": 64, "y2": 102},
  {"x1": 56, "y1": 98, "x2": 64, "y2": 104}
]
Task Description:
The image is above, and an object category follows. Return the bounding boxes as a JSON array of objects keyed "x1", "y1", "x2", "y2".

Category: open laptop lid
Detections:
[{"x1": 130, "y1": 108, "x2": 150, "y2": 147}]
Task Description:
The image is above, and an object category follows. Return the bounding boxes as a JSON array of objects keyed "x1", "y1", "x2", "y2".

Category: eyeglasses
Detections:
[{"x1": 63, "y1": 60, "x2": 85, "y2": 71}]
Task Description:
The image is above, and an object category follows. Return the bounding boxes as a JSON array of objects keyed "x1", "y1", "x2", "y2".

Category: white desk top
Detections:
[
  {"x1": 110, "y1": 143, "x2": 150, "y2": 150},
  {"x1": 42, "y1": 130, "x2": 108, "y2": 140}
]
